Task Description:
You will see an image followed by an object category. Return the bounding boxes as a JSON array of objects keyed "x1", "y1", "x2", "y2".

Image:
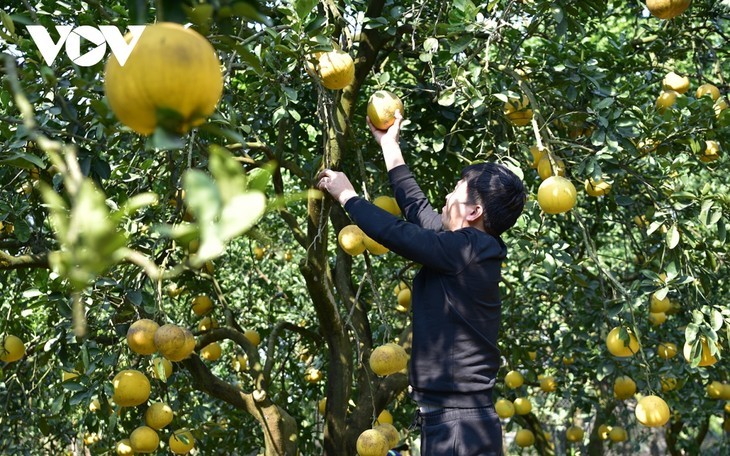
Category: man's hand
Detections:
[
  {"x1": 367, "y1": 109, "x2": 403, "y2": 147},
  {"x1": 367, "y1": 110, "x2": 406, "y2": 171},
  {"x1": 316, "y1": 169, "x2": 358, "y2": 206}
]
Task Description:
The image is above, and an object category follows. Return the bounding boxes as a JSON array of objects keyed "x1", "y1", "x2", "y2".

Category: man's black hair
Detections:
[{"x1": 461, "y1": 163, "x2": 527, "y2": 236}]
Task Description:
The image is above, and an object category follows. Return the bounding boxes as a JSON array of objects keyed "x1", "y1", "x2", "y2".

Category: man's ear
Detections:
[{"x1": 466, "y1": 205, "x2": 483, "y2": 223}]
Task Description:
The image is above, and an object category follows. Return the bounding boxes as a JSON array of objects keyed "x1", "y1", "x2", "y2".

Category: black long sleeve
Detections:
[{"x1": 344, "y1": 164, "x2": 507, "y2": 408}]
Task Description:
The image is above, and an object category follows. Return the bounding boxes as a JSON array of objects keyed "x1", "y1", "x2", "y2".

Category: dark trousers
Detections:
[{"x1": 419, "y1": 406, "x2": 503, "y2": 456}]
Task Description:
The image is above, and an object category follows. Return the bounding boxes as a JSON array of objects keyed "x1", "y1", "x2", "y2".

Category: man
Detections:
[{"x1": 317, "y1": 111, "x2": 526, "y2": 455}]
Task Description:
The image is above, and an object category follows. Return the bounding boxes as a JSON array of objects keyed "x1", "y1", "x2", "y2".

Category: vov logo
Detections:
[{"x1": 26, "y1": 25, "x2": 146, "y2": 67}]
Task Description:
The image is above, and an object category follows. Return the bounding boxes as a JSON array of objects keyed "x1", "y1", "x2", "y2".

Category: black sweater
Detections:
[{"x1": 344, "y1": 165, "x2": 506, "y2": 407}]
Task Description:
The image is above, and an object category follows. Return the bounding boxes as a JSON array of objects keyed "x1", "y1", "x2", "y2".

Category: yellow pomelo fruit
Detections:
[
  {"x1": 315, "y1": 50, "x2": 355, "y2": 90},
  {"x1": 89, "y1": 397, "x2": 101, "y2": 412},
  {"x1": 714, "y1": 98, "x2": 728, "y2": 116},
  {"x1": 646, "y1": 0, "x2": 691, "y2": 19},
  {"x1": 0, "y1": 335, "x2": 25, "y2": 362},
  {"x1": 126, "y1": 319, "x2": 159, "y2": 355},
  {"x1": 537, "y1": 176, "x2": 577, "y2": 215},
  {"x1": 393, "y1": 281, "x2": 408, "y2": 296},
  {"x1": 650, "y1": 293, "x2": 671, "y2": 313},
  {"x1": 244, "y1": 329, "x2": 261, "y2": 346},
  {"x1": 656, "y1": 90, "x2": 678, "y2": 111},
  {"x1": 112, "y1": 369, "x2": 151, "y2": 407},
  {"x1": 721, "y1": 384, "x2": 730, "y2": 401},
  {"x1": 129, "y1": 425, "x2": 159, "y2": 453},
  {"x1": 367, "y1": 90, "x2": 404, "y2": 130},
  {"x1": 169, "y1": 428, "x2": 195, "y2": 454},
  {"x1": 614, "y1": 375, "x2": 637, "y2": 400},
  {"x1": 539, "y1": 375, "x2": 557, "y2": 393},
  {"x1": 318, "y1": 397, "x2": 327, "y2": 414},
  {"x1": 598, "y1": 424, "x2": 611, "y2": 440},
  {"x1": 503, "y1": 95, "x2": 533, "y2": 126},
  {"x1": 369, "y1": 343, "x2": 408, "y2": 376},
  {"x1": 232, "y1": 354, "x2": 248, "y2": 372},
  {"x1": 663, "y1": 72, "x2": 690, "y2": 94},
  {"x1": 198, "y1": 316, "x2": 219, "y2": 332},
  {"x1": 114, "y1": 438, "x2": 134, "y2": 455},
  {"x1": 530, "y1": 146, "x2": 546, "y2": 168},
  {"x1": 537, "y1": 154, "x2": 565, "y2": 180},
  {"x1": 116, "y1": 438, "x2": 134, "y2": 455},
  {"x1": 660, "y1": 376, "x2": 677, "y2": 392},
  {"x1": 635, "y1": 395, "x2": 670, "y2": 427},
  {"x1": 696, "y1": 83, "x2": 720, "y2": 101},
  {"x1": 396, "y1": 288, "x2": 411, "y2": 312},
  {"x1": 104, "y1": 22, "x2": 223, "y2": 135},
  {"x1": 505, "y1": 370, "x2": 524, "y2": 389},
  {"x1": 305, "y1": 367, "x2": 323, "y2": 383},
  {"x1": 495, "y1": 398, "x2": 515, "y2": 419},
  {"x1": 363, "y1": 234, "x2": 389, "y2": 255},
  {"x1": 373, "y1": 423, "x2": 399, "y2": 448},
  {"x1": 154, "y1": 324, "x2": 195, "y2": 362},
  {"x1": 584, "y1": 178, "x2": 611, "y2": 197},
  {"x1": 150, "y1": 357, "x2": 173, "y2": 381},
  {"x1": 338, "y1": 225, "x2": 366, "y2": 256},
  {"x1": 356, "y1": 429, "x2": 389, "y2": 456},
  {"x1": 606, "y1": 327, "x2": 640, "y2": 357},
  {"x1": 376, "y1": 409, "x2": 393, "y2": 425},
  {"x1": 649, "y1": 312, "x2": 667, "y2": 326},
  {"x1": 701, "y1": 140, "x2": 720, "y2": 163},
  {"x1": 145, "y1": 402, "x2": 174, "y2": 430},
  {"x1": 683, "y1": 338, "x2": 718, "y2": 366},
  {"x1": 192, "y1": 295, "x2": 213, "y2": 316},
  {"x1": 706, "y1": 381, "x2": 725, "y2": 399},
  {"x1": 201, "y1": 342, "x2": 222, "y2": 361},
  {"x1": 657, "y1": 342, "x2": 677, "y2": 359},
  {"x1": 515, "y1": 429, "x2": 535, "y2": 447},
  {"x1": 513, "y1": 397, "x2": 532, "y2": 415},
  {"x1": 528, "y1": 351, "x2": 537, "y2": 361},
  {"x1": 566, "y1": 426, "x2": 584, "y2": 442},
  {"x1": 608, "y1": 426, "x2": 627, "y2": 442},
  {"x1": 373, "y1": 196, "x2": 401, "y2": 216}
]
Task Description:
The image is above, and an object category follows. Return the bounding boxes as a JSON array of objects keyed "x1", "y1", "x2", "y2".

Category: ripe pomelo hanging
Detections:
[
  {"x1": 646, "y1": 0, "x2": 691, "y2": 20},
  {"x1": 314, "y1": 50, "x2": 355, "y2": 90},
  {"x1": 635, "y1": 395, "x2": 670, "y2": 427},
  {"x1": 0, "y1": 334, "x2": 25, "y2": 363},
  {"x1": 112, "y1": 369, "x2": 151, "y2": 407},
  {"x1": 537, "y1": 176, "x2": 577, "y2": 214},
  {"x1": 154, "y1": 324, "x2": 195, "y2": 362},
  {"x1": 104, "y1": 22, "x2": 223, "y2": 136},
  {"x1": 367, "y1": 90, "x2": 404, "y2": 130},
  {"x1": 169, "y1": 428, "x2": 195, "y2": 454},
  {"x1": 126, "y1": 319, "x2": 159, "y2": 355}
]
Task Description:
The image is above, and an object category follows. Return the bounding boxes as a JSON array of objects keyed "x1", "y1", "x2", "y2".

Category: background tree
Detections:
[{"x1": 1, "y1": 0, "x2": 729, "y2": 455}]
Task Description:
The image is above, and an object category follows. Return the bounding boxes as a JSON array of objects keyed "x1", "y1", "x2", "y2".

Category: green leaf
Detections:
[
  {"x1": 0, "y1": 151, "x2": 45, "y2": 169},
  {"x1": 208, "y1": 145, "x2": 247, "y2": 204},
  {"x1": 182, "y1": 170, "x2": 223, "y2": 226},
  {"x1": 248, "y1": 163, "x2": 275, "y2": 193},
  {"x1": 151, "y1": 127, "x2": 185, "y2": 150},
  {"x1": 294, "y1": 0, "x2": 318, "y2": 19},
  {"x1": 218, "y1": 191, "x2": 266, "y2": 241},
  {"x1": 116, "y1": 193, "x2": 159, "y2": 221},
  {"x1": 665, "y1": 224, "x2": 679, "y2": 249},
  {"x1": 685, "y1": 323, "x2": 699, "y2": 342},
  {"x1": 710, "y1": 309, "x2": 723, "y2": 331},
  {"x1": 438, "y1": 89, "x2": 456, "y2": 107}
]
